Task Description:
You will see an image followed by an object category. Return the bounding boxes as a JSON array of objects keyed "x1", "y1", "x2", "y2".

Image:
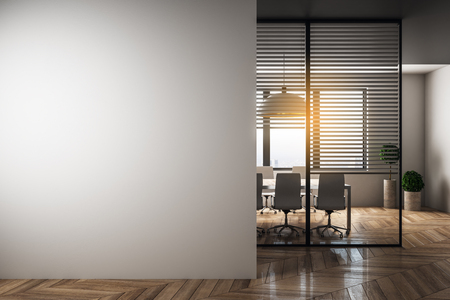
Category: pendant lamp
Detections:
[
  {"x1": 257, "y1": 86, "x2": 306, "y2": 118},
  {"x1": 257, "y1": 54, "x2": 306, "y2": 118}
]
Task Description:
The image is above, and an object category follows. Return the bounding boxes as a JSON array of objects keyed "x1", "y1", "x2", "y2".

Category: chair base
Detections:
[
  {"x1": 292, "y1": 206, "x2": 316, "y2": 213},
  {"x1": 260, "y1": 206, "x2": 277, "y2": 214},
  {"x1": 267, "y1": 210, "x2": 305, "y2": 237},
  {"x1": 257, "y1": 227, "x2": 265, "y2": 236},
  {"x1": 260, "y1": 195, "x2": 277, "y2": 214},
  {"x1": 311, "y1": 211, "x2": 348, "y2": 238}
]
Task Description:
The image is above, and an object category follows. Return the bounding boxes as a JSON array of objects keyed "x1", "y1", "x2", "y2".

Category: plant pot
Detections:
[
  {"x1": 384, "y1": 179, "x2": 396, "y2": 208},
  {"x1": 404, "y1": 191, "x2": 421, "y2": 211}
]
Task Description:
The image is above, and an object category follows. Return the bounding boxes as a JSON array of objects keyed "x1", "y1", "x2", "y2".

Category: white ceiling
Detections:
[{"x1": 402, "y1": 64, "x2": 448, "y2": 74}]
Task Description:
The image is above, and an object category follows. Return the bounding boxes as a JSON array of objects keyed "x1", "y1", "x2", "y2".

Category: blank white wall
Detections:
[
  {"x1": 0, "y1": 0, "x2": 256, "y2": 279},
  {"x1": 425, "y1": 66, "x2": 450, "y2": 212}
]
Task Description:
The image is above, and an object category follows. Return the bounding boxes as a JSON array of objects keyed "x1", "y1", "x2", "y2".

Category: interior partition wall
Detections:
[{"x1": 257, "y1": 20, "x2": 401, "y2": 247}]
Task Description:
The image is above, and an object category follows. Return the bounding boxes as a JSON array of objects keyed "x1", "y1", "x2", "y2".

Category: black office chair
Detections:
[
  {"x1": 311, "y1": 173, "x2": 349, "y2": 238},
  {"x1": 256, "y1": 173, "x2": 265, "y2": 236},
  {"x1": 267, "y1": 173, "x2": 305, "y2": 236},
  {"x1": 256, "y1": 166, "x2": 277, "y2": 214},
  {"x1": 292, "y1": 166, "x2": 316, "y2": 213}
]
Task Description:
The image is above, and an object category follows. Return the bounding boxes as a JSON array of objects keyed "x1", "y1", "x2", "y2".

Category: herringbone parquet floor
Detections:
[
  {"x1": 2, "y1": 207, "x2": 450, "y2": 299},
  {"x1": 258, "y1": 206, "x2": 406, "y2": 245}
]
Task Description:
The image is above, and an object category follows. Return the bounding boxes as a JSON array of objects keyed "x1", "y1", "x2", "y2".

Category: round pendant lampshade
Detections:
[{"x1": 257, "y1": 87, "x2": 306, "y2": 118}]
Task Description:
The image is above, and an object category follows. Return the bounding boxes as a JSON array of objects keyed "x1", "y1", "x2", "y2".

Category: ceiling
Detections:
[
  {"x1": 257, "y1": 0, "x2": 447, "y2": 20},
  {"x1": 402, "y1": 64, "x2": 448, "y2": 74}
]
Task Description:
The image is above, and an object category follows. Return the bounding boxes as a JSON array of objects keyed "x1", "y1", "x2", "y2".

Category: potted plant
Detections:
[
  {"x1": 380, "y1": 144, "x2": 400, "y2": 208},
  {"x1": 402, "y1": 170, "x2": 425, "y2": 211}
]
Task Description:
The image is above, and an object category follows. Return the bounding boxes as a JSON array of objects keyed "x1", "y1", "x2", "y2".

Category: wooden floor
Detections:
[
  {"x1": 257, "y1": 206, "x2": 401, "y2": 245},
  {"x1": 3, "y1": 207, "x2": 450, "y2": 299}
]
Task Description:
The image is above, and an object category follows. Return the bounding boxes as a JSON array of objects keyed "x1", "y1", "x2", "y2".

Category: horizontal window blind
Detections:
[
  {"x1": 256, "y1": 23, "x2": 306, "y2": 129},
  {"x1": 256, "y1": 22, "x2": 400, "y2": 173},
  {"x1": 309, "y1": 23, "x2": 400, "y2": 173}
]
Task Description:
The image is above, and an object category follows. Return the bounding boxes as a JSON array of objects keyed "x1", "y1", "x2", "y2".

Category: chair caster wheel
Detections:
[
  {"x1": 321, "y1": 234, "x2": 324, "y2": 237},
  {"x1": 340, "y1": 234, "x2": 343, "y2": 238},
  {"x1": 260, "y1": 211, "x2": 263, "y2": 214},
  {"x1": 346, "y1": 230, "x2": 350, "y2": 235},
  {"x1": 302, "y1": 229, "x2": 306, "y2": 233},
  {"x1": 296, "y1": 233, "x2": 300, "y2": 237},
  {"x1": 274, "y1": 211, "x2": 277, "y2": 214}
]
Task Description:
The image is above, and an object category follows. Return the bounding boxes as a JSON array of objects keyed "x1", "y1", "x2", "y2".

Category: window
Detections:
[
  {"x1": 310, "y1": 23, "x2": 399, "y2": 173},
  {"x1": 257, "y1": 22, "x2": 400, "y2": 174},
  {"x1": 256, "y1": 23, "x2": 306, "y2": 168},
  {"x1": 311, "y1": 90, "x2": 367, "y2": 169}
]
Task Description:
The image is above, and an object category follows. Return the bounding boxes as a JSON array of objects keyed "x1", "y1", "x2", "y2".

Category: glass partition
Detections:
[{"x1": 257, "y1": 21, "x2": 401, "y2": 247}]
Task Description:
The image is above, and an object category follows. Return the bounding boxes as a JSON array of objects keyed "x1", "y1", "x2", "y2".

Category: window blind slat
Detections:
[
  {"x1": 310, "y1": 23, "x2": 399, "y2": 173},
  {"x1": 256, "y1": 22, "x2": 399, "y2": 173}
]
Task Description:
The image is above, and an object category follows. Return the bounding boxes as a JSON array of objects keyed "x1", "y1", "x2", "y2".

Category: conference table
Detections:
[{"x1": 262, "y1": 178, "x2": 352, "y2": 232}]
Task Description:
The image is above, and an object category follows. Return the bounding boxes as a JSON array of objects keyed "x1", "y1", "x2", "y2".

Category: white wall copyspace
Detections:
[
  {"x1": 0, "y1": 0, "x2": 256, "y2": 279},
  {"x1": 425, "y1": 66, "x2": 450, "y2": 212}
]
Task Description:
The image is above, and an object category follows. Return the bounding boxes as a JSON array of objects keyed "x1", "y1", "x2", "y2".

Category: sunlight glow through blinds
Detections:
[
  {"x1": 310, "y1": 23, "x2": 399, "y2": 173},
  {"x1": 256, "y1": 22, "x2": 400, "y2": 173}
]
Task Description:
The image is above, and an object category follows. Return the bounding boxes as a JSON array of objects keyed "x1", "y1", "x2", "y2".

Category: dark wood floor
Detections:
[{"x1": 2, "y1": 207, "x2": 450, "y2": 299}]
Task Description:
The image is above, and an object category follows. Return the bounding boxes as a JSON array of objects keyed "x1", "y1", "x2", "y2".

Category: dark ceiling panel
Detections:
[{"x1": 257, "y1": 0, "x2": 409, "y2": 20}]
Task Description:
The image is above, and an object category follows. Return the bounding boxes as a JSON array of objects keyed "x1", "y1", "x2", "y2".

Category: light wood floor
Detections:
[{"x1": 3, "y1": 207, "x2": 450, "y2": 299}]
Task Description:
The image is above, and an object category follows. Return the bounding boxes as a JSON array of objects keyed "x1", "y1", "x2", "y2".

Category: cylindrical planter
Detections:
[
  {"x1": 384, "y1": 179, "x2": 396, "y2": 208},
  {"x1": 404, "y1": 191, "x2": 421, "y2": 211}
]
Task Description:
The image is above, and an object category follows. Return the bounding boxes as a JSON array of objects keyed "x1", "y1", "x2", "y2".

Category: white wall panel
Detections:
[
  {"x1": 0, "y1": 0, "x2": 256, "y2": 279},
  {"x1": 425, "y1": 66, "x2": 450, "y2": 212}
]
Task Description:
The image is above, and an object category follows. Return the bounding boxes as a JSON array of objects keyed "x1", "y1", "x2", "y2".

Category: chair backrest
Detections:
[
  {"x1": 292, "y1": 166, "x2": 306, "y2": 178},
  {"x1": 256, "y1": 173, "x2": 263, "y2": 210},
  {"x1": 317, "y1": 173, "x2": 345, "y2": 211},
  {"x1": 256, "y1": 166, "x2": 274, "y2": 179},
  {"x1": 274, "y1": 173, "x2": 302, "y2": 210}
]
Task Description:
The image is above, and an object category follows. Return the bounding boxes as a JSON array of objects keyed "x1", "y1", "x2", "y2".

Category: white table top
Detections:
[
  {"x1": 263, "y1": 178, "x2": 350, "y2": 190},
  {"x1": 263, "y1": 178, "x2": 319, "y2": 189}
]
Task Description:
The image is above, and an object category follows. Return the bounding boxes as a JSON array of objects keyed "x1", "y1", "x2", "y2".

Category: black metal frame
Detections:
[{"x1": 257, "y1": 18, "x2": 403, "y2": 248}]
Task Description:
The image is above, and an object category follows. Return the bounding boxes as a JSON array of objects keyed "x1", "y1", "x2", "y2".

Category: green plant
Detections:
[
  {"x1": 380, "y1": 144, "x2": 399, "y2": 180},
  {"x1": 402, "y1": 170, "x2": 425, "y2": 192}
]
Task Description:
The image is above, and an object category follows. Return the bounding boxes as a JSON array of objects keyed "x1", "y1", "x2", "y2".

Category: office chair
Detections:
[
  {"x1": 256, "y1": 173, "x2": 265, "y2": 236},
  {"x1": 267, "y1": 173, "x2": 305, "y2": 236},
  {"x1": 291, "y1": 166, "x2": 316, "y2": 213},
  {"x1": 256, "y1": 166, "x2": 277, "y2": 214},
  {"x1": 311, "y1": 173, "x2": 348, "y2": 238}
]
